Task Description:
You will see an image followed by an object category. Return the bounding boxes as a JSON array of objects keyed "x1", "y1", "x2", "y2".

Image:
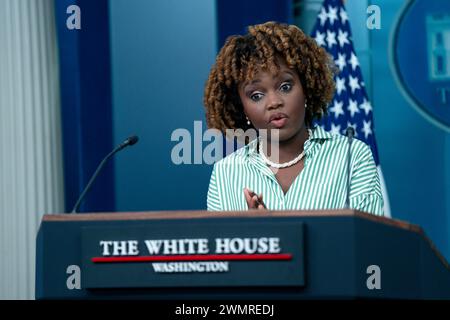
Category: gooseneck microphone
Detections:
[
  {"x1": 71, "y1": 135, "x2": 139, "y2": 213},
  {"x1": 345, "y1": 127, "x2": 355, "y2": 209}
]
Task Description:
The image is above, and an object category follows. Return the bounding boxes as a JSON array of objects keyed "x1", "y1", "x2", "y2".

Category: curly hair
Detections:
[{"x1": 203, "y1": 21, "x2": 336, "y2": 138}]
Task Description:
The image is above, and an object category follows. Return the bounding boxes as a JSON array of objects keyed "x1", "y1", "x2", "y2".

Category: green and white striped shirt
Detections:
[{"x1": 207, "y1": 126, "x2": 384, "y2": 216}]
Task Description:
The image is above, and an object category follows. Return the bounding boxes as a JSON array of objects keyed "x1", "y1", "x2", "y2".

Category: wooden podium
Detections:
[{"x1": 36, "y1": 210, "x2": 450, "y2": 299}]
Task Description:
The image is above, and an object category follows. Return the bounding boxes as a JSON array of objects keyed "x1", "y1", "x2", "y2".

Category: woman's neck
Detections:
[{"x1": 261, "y1": 126, "x2": 310, "y2": 164}]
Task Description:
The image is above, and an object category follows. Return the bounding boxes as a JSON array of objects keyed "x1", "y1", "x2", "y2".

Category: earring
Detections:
[
  {"x1": 246, "y1": 116, "x2": 251, "y2": 125},
  {"x1": 305, "y1": 101, "x2": 308, "y2": 109}
]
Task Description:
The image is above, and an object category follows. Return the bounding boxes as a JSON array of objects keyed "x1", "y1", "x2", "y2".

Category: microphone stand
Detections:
[
  {"x1": 71, "y1": 136, "x2": 139, "y2": 213},
  {"x1": 345, "y1": 127, "x2": 354, "y2": 209}
]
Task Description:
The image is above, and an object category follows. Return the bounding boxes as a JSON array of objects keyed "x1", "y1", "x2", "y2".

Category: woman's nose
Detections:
[{"x1": 266, "y1": 92, "x2": 283, "y2": 110}]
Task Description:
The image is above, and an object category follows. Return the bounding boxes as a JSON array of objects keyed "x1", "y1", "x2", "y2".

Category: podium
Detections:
[{"x1": 36, "y1": 210, "x2": 450, "y2": 299}]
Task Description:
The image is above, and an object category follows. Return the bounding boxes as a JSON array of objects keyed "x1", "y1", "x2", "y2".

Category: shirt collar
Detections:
[{"x1": 309, "y1": 125, "x2": 333, "y2": 141}]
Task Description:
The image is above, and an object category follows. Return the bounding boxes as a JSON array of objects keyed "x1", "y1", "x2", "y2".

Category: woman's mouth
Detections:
[
  {"x1": 269, "y1": 113, "x2": 288, "y2": 128},
  {"x1": 269, "y1": 117, "x2": 288, "y2": 128}
]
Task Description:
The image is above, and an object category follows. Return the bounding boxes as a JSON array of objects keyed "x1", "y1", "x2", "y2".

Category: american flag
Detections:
[{"x1": 310, "y1": 0, "x2": 391, "y2": 216}]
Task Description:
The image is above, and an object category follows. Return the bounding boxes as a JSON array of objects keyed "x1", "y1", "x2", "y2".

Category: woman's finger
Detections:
[
  {"x1": 243, "y1": 188, "x2": 251, "y2": 202},
  {"x1": 244, "y1": 188, "x2": 255, "y2": 208},
  {"x1": 256, "y1": 193, "x2": 266, "y2": 209},
  {"x1": 252, "y1": 195, "x2": 260, "y2": 208}
]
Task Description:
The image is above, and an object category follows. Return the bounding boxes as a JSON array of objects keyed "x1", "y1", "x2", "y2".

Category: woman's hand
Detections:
[{"x1": 243, "y1": 188, "x2": 267, "y2": 210}]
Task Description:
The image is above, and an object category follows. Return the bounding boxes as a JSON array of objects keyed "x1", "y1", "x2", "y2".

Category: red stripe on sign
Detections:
[{"x1": 91, "y1": 253, "x2": 292, "y2": 263}]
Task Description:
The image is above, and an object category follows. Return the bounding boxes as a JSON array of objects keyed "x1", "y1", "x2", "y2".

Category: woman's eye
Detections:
[
  {"x1": 280, "y1": 82, "x2": 292, "y2": 92},
  {"x1": 250, "y1": 93, "x2": 263, "y2": 102}
]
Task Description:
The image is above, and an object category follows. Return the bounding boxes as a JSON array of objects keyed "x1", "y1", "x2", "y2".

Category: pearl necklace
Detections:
[{"x1": 258, "y1": 129, "x2": 312, "y2": 169}]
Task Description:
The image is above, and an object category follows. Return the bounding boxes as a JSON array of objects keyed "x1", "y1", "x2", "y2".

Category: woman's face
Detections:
[{"x1": 238, "y1": 59, "x2": 306, "y2": 142}]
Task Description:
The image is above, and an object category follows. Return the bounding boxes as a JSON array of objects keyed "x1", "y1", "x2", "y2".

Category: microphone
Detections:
[
  {"x1": 344, "y1": 127, "x2": 355, "y2": 209},
  {"x1": 71, "y1": 135, "x2": 139, "y2": 213}
]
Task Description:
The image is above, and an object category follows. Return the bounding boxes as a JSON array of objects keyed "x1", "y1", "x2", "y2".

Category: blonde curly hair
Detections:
[{"x1": 203, "y1": 21, "x2": 336, "y2": 138}]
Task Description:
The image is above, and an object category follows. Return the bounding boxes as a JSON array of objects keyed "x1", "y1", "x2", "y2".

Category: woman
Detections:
[{"x1": 203, "y1": 21, "x2": 384, "y2": 216}]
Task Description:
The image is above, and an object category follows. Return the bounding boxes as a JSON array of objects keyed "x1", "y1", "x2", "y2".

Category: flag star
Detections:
[
  {"x1": 330, "y1": 123, "x2": 342, "y2": 136},
  {"x1": 348, "y1": 52, "x2": 359, "y2": 70},
  {"x1": 329, "y1": 100, "x2": 344, "y2": 118},
  {"x1": 337, "y1": 29, "x2": 350, "y2": 47},
  {"x1": 335, "y1": 53, "x2": 346, "y2": 72},
  {"x1": 326, "y1": 30, "x2": 337, "y2": 48},
  {"x1": 314, "y1": 31, "x2": 326, "y2": 47},
  {"x1": 340, "y1": 8, "x2": 349, "y2": 24},
  {"x1": 347, "y1": 99, "x2": 360, "y2": 117},
  {"x1": 318, "y1": 7, "x2": 328, "y2": 26},
  {"x1": 348, "y1": 75, "x2": 361, "y2": 93},
  {"x1": 335, "y1": 77, "x2": 346, "y2": 95},
  {"x1": 362, "y1": 120, "x2": 373, "y2": 139},
  {"x1": 327, "y1": 6, "x2": 338, "y2": 25},
  {"x1": 359, "y1": 98, "x2": 372, "y2": 115}
]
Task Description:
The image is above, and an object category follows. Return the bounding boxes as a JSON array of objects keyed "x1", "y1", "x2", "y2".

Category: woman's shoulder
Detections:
[
  {"x1": 318, "y1": 127, "x2": 371, "y2": 152},
  {"x1": 213, "y1": 138, "x2": 257, "y2": 168},
  {"x1": 310, "y1": 126, "x2": 373, "y2": 163}
]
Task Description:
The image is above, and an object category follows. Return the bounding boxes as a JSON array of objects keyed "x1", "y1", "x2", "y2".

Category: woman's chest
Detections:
[{"x1": 271, "y1": 161, "x2": 305, "y2": 195}]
